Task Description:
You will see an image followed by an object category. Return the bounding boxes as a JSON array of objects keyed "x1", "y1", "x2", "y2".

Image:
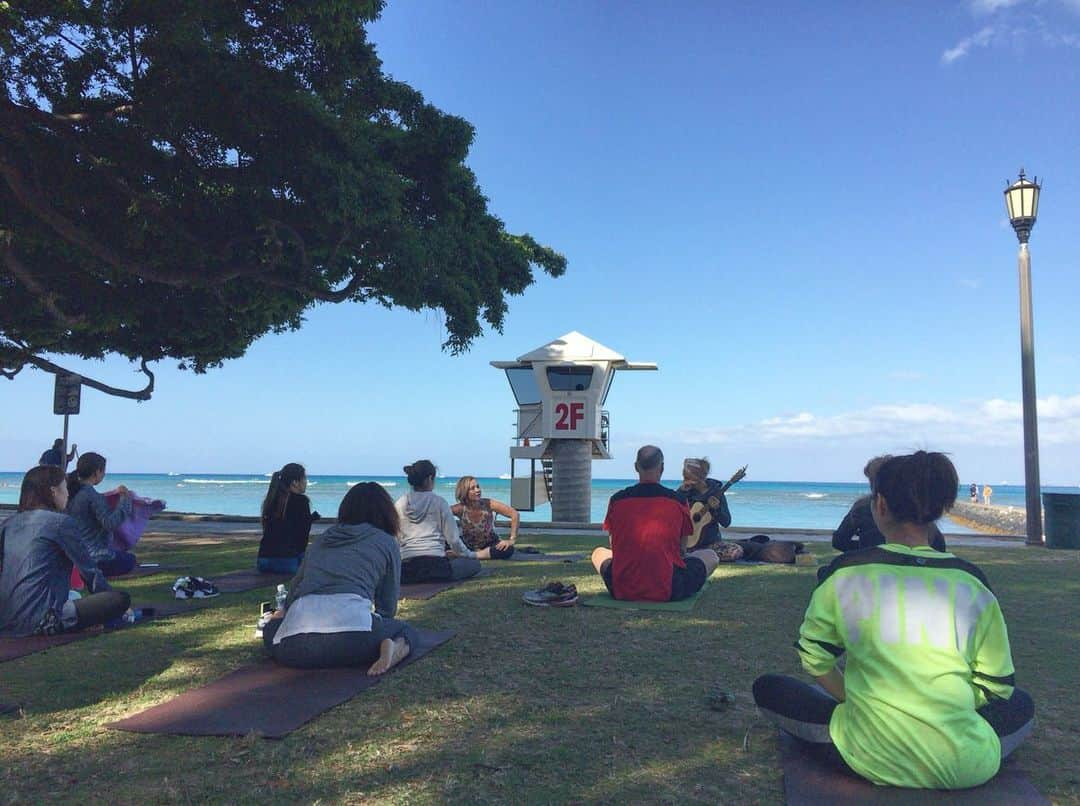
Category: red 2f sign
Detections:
[{"x1": 554, "y1": 402, "x2": 585, "y2": 431}]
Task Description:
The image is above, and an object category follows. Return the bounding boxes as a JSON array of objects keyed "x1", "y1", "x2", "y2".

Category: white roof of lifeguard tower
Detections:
[{"x1": 491, "y1": 331, "x2": 657, "y2": 370}]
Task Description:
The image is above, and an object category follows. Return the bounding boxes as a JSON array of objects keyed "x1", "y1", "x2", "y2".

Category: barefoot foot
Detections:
[{"x1": 368, "y1": 637, "x2": 411, "y2": 676}]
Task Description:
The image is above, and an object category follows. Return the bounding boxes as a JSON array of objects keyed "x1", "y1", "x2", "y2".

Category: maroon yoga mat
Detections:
[
  {"x1": 0, "y1": 600, "x2": 210, "y2": 664},
  {"x1": 106, "y1": 628, "x2": 454, "y2": 738},
  {"x1": 125, "y1": 564, "x2": 181, "y2": 579},
  {"x1": 400, "y1": 567, "x2": 492, "y2": 600},
  {"x1": 0, "y1": 628, "x2": 100, "y2": 663},
  {"x1": 779, "y1": 731, "x2": 1047, "y2": 805}
]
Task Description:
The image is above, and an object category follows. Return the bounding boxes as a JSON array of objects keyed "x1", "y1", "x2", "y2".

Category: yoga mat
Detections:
[
  {"x1": 778, "y1": 731, "x2": 1048, "y2": 805},
  {"x1": 106, "y1": 628, "x2": 455, "y2": 738},
  {"x1": 126, "y1": 563, "x2": 180, "y2": 579},
  {"x1": 207, "y1": 569, "x2": 293, "y2": 594},
  {"x1": 580, "y1": 576, "x2": 713, "y2": 612},
  {"x1": 0, "y1": 600, "x2": 209, "y2": 663},
  {"x1": 0, "y1": 629, "x2": 99, "y2": 663},
  {"x1": 506, "y1": 551, "x2": 586, "y2": 563},
  {"x1": 400, "y1": 568, "x2": 492, "y2": 601},
  {"x1": 0, "y1": 701, "x2": 19, "y2": 716}
]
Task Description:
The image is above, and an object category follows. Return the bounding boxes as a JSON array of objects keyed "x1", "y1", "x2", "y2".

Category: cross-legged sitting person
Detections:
[
  {"x1": 262, "y1": 482, "x2": 418, "y2": 675},
  {"x1": 451, "y1": 475, "x2": 519, "y2": 560},
  {"x1": 1, "y1": 466, "x2": 130, "y2": 637},
  {"x1": 395, "y1": 460, "x2": 480, "y2": 584},
  {"x1": 832, "y1": 454, "x2": 946, "y2": 554},
  {"x1": 591, "y1": 445, "x2": 719, "y2": 602},
  {"x1": 753, "y1": 451, "x2": 1034, "y2": 789}
]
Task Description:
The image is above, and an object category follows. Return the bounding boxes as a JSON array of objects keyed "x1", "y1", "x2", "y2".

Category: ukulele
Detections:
[{"x1": 686, "y1": 465, "x2": 747, "y2": 549}]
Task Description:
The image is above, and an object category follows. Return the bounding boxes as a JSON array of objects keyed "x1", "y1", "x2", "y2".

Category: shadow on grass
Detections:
[{"x1": 0, "y1": 539, "x2": 1075, "y2": 803}]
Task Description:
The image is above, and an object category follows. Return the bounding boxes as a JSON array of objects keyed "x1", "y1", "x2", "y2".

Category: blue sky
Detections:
[{"x1": 3, "y1": 0, "x2": 1080, "y2": 484}]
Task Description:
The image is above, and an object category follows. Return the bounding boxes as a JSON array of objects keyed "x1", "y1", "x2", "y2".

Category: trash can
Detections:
[{"x1": 1042, "y1": 493, "x2": 1080, "y2": 549}]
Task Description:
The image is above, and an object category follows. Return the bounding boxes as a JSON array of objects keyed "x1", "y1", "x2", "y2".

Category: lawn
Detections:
[{"x1": 1, "y1": 534, "x2": 1077, "y2": 804}]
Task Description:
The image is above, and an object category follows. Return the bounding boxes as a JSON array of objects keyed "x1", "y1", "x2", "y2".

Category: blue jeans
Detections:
[{"x1": 257, "y1": 555, "x2": 302, "y2": 574}]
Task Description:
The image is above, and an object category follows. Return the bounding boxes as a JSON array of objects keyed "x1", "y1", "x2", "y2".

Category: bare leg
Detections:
[
  {"x1": 591, "y1": 546, "x2": 613, "y2": 574},
  {"x1": 688, "y1": 548, "x2": 720, "y2": 577},
  {"x1": 474, "y1": 547, "x2": 492, "y2": 560},
  {"x1": 368, "y1": 637, "x2": 411, "y2": 675}
]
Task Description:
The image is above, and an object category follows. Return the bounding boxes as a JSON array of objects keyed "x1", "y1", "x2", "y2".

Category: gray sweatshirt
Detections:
[
  {"x1": 286, "y1": 522, "x2": 401, "y2": 618},
  {"x1": 66, "y1": 485, "x2": 132, "y2": 561},
  {"x1": 394, "y1": 491, "x2": 477, "y2": 561}
]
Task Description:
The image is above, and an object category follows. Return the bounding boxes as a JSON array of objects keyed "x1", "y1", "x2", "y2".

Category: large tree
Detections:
[{"x1": 0, "y1": 1, "x2": 565, "y2": 399}]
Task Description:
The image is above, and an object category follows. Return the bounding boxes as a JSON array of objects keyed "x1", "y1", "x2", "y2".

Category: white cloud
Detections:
[
  {"x1": 671, "y1": 394, "x2": 1080, "y2": 449},
  {"x1": 942, "y1": 25, "x2": 997, "y2": 63},
  {"x1": 971, "y1": 0, "x2": 1027, "y2": 14}
]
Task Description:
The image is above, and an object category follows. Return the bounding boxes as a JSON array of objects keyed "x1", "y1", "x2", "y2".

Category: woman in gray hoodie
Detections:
[
  {"x1": 394, "y1": 460, "x2": 481, "y2": 585},
  {"x1": 263, "y1": 482, "x2": 418, "y2": 675}
]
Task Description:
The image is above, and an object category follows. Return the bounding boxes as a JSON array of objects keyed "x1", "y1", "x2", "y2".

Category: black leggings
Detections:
[
  {"x1": 69, "y1": 590, "x2": 131, "y2": 631},
  {"x1": 262, "y1": 615, "x2": 418, "y2": 669},
  {"x1": 752, "y1": 673, "x2": 1035, "y2": 773},
  {"x1": 400, "y1": 555, "x2": 482, "y2": 584}
]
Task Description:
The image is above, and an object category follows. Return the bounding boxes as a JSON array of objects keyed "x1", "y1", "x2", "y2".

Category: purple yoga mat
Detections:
[
  {"x1": 779, "y1": 731, "x2": 1047, "y2": 805},
  {"x1": 106, "y1": 628, "x2": 454, "y2": 738}
]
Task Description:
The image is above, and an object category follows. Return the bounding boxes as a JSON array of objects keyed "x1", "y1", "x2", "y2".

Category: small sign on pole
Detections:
[{"x1": 53, "y1": 373, "x2": 82, "y2": 415}]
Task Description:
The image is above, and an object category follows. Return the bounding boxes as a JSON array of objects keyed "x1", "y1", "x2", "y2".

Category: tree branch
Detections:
[
  {"x1": 2, "y1": 348, "x2": 156, "y2": 400},
  {"x1": 1, "y1": 241, "x2": 87, "y2": 328}
]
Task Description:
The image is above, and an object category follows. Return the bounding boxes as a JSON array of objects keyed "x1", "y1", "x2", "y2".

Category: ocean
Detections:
[{"x1": 2, "y1": 472, "x2": 1068, "y2": 532}]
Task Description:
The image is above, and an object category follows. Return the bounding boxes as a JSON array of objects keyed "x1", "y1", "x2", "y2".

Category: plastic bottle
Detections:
[{"x1": 275, "y1": 584, "x2": 288, "y2": 610}]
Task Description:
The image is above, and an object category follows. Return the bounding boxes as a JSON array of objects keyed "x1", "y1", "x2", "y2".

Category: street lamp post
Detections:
[{"x1": 1004, "y1": 169, "x2": 1043, "y2": 546}]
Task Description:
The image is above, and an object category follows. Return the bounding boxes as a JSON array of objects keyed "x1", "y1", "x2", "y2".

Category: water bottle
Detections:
[{"x1": 275, "y1": 584, "x2": 288, "y2": 611}]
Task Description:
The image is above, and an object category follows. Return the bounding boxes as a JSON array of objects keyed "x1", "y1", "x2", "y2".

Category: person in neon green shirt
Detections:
[{"x1": 753, "y1": 451, "x2": 1034, "y2": 789}]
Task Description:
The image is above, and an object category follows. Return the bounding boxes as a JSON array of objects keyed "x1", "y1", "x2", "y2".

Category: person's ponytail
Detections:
[{"x1": 876, "y1": 451, "x2": 958, "y2": 525}]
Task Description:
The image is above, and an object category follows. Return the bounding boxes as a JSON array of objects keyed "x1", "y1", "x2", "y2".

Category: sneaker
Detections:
[
  {"x1": 172, "y1": 576, "x2": 221, "y2": 599},
  {"x1": 523, "y1": 582, "x2": 579, "y2": 607}
]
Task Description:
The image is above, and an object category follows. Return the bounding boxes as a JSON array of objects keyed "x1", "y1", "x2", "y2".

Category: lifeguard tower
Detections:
[{"x1": 491, "y1": 332, "x2": 657, "y2": 523}]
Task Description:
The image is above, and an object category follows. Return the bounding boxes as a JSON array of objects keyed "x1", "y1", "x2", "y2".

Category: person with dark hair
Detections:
[
  {"x1": 262, "y1": 482, "x2": 417, "y2": 674},
  {"x1": 832, "y1": 454, "x2": 946, "y2": 554},
  {"x1": 65, "y1": 452, "x2": 136, "y2": 577},
  {"x1": 451, "y1": 476, "x2": 519, "y2": 560},
  {"x1": 1, "y1": 466, "x2": 130, "y2": 637},
  {"x1": 753, "y1": 451, "x2": 1034, "y2": 790},
  {"x1": 591, "y1": 445, "x2": 720, "y2": 602},
  {"x1": 39, "y1": 438, "x2": 77, "y2": 469},
  {"x1": 395, "y1": 460, "x2": 480, "y2": 584},
  {"x1": 257, "y1": 463, "x2": 320, "y2": 574}
]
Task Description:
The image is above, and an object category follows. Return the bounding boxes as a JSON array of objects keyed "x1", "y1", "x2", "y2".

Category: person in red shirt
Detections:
[{"x1": 591, "y1": 446, "x2": 720, "y2": 601}]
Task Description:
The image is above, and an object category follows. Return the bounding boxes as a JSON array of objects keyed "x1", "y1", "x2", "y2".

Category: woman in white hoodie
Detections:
[{"x1": 395, "y1": 460, "x2": 481, "y2": 585}]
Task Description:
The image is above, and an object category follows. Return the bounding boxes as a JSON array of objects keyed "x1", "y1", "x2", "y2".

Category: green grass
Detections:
[{"x1": 2, "y1": 536, "x2": 1078, "y2": 804}]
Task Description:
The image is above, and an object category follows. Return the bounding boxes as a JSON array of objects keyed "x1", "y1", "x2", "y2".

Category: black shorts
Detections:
[{"x1": 599, "y1": 556, "x2": 707, "y2": 602}]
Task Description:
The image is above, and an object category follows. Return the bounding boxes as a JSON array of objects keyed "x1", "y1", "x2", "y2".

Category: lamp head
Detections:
[{"x1": 1004, "y1": 168, "x2": 1040, "y2": 244}]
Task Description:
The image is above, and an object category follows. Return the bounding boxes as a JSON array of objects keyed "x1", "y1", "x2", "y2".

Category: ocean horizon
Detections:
[{"x1": 3, "y1": 471, "x2": 1070, "y2": 532}]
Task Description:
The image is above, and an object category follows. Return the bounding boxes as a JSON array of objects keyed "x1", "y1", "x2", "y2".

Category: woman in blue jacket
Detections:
[
  {"x1": 65, "y1": 452, "x2": 135, "y2": 577},
  {"x1": 1, "y1": 466, "x2": 129, "y2": 637}
]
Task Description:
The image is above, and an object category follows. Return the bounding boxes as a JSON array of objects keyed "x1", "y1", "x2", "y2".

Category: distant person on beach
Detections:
[
  {"x1": 257, "y1": 463, "x2": 320, "y2": 574},
  {"x1": 674, "y1": 457, "x2": 741, "y2": 561},
  {"x1": 65, "y1": 453, "x2": 136, "y2": 577},
  {"x1": 262, "y1": 482, "x2": 417, "y2": 675},
  {"x1": 39, "y1": 439, "x2": 77, "y2": 469},
  {"x1": 1, "y1": 466, "x2": 130, "y2": 637},
  {"x1": 832, "y1": 455, "x2": 946, "y2": 555},
  {"x1": 754, "y1": 451, "x2": 1034, "y2": 789},
  {"x1": 970, "y1": 483, "x2": 979, "y2": 503},
  {"x1": 395, "y1": 460, "x2": 480, "y2": 584},
  {"x1": 983, "y1": 484, "x2": 993, "y2": 506},
  {"x1": 451, "y1": 476, "x2": 519, "y2": 559},
  {"x1": 591, "y1": 446, "x2": 720, "y2": 602}
]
